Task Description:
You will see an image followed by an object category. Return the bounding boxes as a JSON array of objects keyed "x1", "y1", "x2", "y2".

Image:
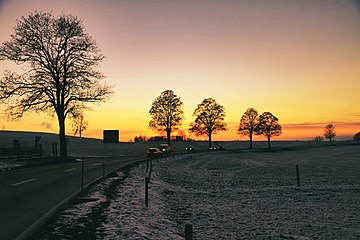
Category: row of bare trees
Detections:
[
  {"x1": 148, "y1": 90, "x2": 227, "y2": 149},
  {"x1": 238, "y1": 108, "x2": 282, "y2": 149},
  {"x1": 0, "y1": 11, "x2": 338, "y2": 159},
  {"x1": 148, "y1": 90, "x2": 282, "y2": 149}
]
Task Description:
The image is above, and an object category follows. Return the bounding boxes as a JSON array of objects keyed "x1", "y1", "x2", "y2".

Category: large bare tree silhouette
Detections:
[
  {"x1": 238, "y1": 108, "x2": 259, "y2": 149},
  {"x1": 324, "y1": 124, "x2": 336, "y2": 145},
  {"x1": 189, "y1": 98, "x2": 227, "y2": 149},
  {"x1": 149, "y1": 90, "x2": 184, "y2": 145},
  {"x1": 255, "y1": 112, "x2": 282, "y2": 148},
  {"x1": 0, "y1": 12, "x2": 113, "y2": 157}
]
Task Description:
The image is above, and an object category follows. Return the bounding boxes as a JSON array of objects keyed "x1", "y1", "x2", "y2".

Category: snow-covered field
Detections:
[{"x1": 30, "y1": 145, "x2": 360, "y2": 239}]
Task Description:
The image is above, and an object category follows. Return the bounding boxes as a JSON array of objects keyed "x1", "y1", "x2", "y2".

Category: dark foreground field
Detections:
[{"x1": 28, "y1": 144, "x2": 360, "y2": 239}]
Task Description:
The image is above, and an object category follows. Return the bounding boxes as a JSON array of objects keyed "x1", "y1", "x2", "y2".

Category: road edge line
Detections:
[{"x1": 14, "y1": 158, "x2": 147, "y2": 240}]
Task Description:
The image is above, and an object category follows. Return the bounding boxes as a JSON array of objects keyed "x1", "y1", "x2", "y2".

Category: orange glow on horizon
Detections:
[
  {"x1": 67, "y1": 121, "x2": 360, "y2": 142},
  {"x1": 1, "y1": 117, "x2": 359, "y2": 142}
]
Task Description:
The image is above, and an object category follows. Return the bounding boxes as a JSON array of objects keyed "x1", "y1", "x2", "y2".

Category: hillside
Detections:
[{"x1": 1, "y1": 130, "x2": 358, "y2": 158}]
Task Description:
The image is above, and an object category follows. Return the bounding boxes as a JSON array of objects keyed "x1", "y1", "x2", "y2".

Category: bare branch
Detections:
[{"x1": 0, "y1": 11, "x2": 113, "y2": 157}]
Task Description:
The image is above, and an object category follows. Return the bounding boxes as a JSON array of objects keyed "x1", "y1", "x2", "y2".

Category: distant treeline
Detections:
[{"x1": 133, "y1": 135, "x2": 193, "y2": 142}]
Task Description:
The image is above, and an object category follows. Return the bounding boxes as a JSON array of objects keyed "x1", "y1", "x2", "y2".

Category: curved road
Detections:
[{"x1": 0, "y1": 154, "x2": 147, "y2": 240}]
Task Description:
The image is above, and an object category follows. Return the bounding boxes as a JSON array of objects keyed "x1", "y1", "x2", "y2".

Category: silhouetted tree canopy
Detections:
[
  {"x1": 0, "y1": 12, "x2": 113, "y2": 157},
  {"x1": 134, "y1": 135, "x2": 147, "y2": 142},
  {"x1": 175, "y1": 130, "x2": 188, "y2": 141},
  {"x1": 189, "y1": 98, "x2": 227, "y2": 149},
  {"x1": 148, "y1": 90, "x2": 184, "y2": 145},
  {"x1": 255, "y1": 112, "x2": 282, "y2": 148},
  {"x1": 238, "y1": 108, "x2": 259, "y2": 149},
  {"x1": 354, "y1": 132, "x2": 360, "y2": 141},
  {"x1": 324, "y1": 124, "x2": 336, "y2": 145},
  {"x1": 313, "y1": 135, "x2": 324, "y2": 142}
]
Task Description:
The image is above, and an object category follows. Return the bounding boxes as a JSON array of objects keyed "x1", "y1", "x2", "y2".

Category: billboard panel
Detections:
[{"x1": 103, "y1": 130, "x2": 119, "y2": 143}]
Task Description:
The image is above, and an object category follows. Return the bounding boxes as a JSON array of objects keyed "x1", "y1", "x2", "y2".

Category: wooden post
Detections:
[
  {"x1": 146, "y1": 157, "x2": 149, "y2": 172},
  {"x1": 52, "y1": 143, "x2": 58, "y2": 157},
  {"x1": 16, "y1": 143, "x2": 20, "y2": 161},
  {"x1": 81, "y1": 157, "x2": 85, "y2": 192},
  {"x1": 185, "y1": 224, "x2": 193, "y2": 240},
  {"x1": 39, "y1": 144, "x2": 42, "y2": 159},
  {"x1": 296, "y1": 165, "x2": 300, "y2": 187},
  {"x1": 145, "y1": 176, "x2": 149, "y2": 207},
  {"x1": 148, "y1": 159, "x2": 153, "y2": 182}
]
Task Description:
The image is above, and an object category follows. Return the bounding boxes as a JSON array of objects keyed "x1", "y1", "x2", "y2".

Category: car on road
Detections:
[
  {"x1": 147, "y1": 148, "x2": 163, "y2": 158},
  {"x1": 185, "y1": 146, "x2": 195, "y2": 152},
  {"x1": 159, "y1": 143, "x2": 171, "y2": 153},
  {"x1": 210, "y1": 145, "x2": 225, "y2": 151}
]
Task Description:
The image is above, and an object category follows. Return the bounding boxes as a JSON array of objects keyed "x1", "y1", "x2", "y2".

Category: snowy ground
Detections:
[
  {"x1": 0, "y1": 159, "x2": 23, "y2": 171},
  {"x1": 29, "y1": 145, "x2": 360, "y2": 239}
]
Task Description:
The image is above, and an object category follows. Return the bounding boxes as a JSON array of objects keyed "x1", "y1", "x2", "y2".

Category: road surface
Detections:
[{"x1": 0, "y1": 154, "x2": 147, "y2": 240}]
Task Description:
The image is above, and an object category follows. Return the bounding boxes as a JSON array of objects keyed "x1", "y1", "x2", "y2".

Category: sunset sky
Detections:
[{"x1": 0, "y1": 0, "x2": 359, "y2": 142}]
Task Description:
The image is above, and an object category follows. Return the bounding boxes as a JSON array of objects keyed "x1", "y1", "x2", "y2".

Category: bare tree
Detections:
[
  {"x1": 255, "y1": 112, "x2": 282, "y2": 148},
  {"x1": 149, "y1": 90, "x2": 184, "y2": 145},
  {"x1": 71, "y1": 111, "x2": 88, "y2": 138},
  {"x1": 238, "y1": 108, "x2": 259, "y2": 149},
  {"x1": 324, "y1": 124, "x2": 336, "y2": 145},
  {"x1": 134, "y1": 135, "x2": 147, "y2": 142},
  {"x1": 313, "y1": 135, "x2": 324, "y2": 142},
  {"x1": 175, "y1": 130, "x2": 187, "y2": 141},
  {"x1": 189, "y1": 98, "x2": 227, "y2": 150},
  {"x1": 0, "y1": 12, "x2": 113, "y2": 157}
]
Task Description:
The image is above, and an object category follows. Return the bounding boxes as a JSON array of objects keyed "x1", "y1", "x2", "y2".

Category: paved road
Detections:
[{"x1": 0, "y1": 154, "x2": 147, "y2": 240}]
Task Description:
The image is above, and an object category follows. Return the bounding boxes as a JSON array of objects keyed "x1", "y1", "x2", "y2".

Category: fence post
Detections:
[
  {"x1": 51, "y1": 143, "x2": 57, "y2": 157},
  {"x1": 16, "y1": 143, "x2": 20, "y2": 161},
  {"x1": 146, "y1": 157, "x2": 149, "y2": 172},
  {"x1": 148, "y1": 159, "x2": 153, "y2": 182},
  {"x1": 145, "y1": 176, "x2": 149, "y2": 207},
  {"x1": 81, "y1": 157, "x2": 85, "y2": 192},
  {"x1": 296, "y1": 165, "x2": 300, "y2": 187},
  {"x1": 39, "y1": 144, "x2": 42, "y2": 159},
  {"x1": 185, "y1": 224, "x2": 193, "y2": 240}
]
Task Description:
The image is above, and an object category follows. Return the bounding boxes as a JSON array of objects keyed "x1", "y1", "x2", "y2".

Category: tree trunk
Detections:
[
  {"x1": 267, "y1": 136, "x2": 271, "y2": 149},
  {"x1": 166, "y1": 129, "x2": 171, "y2": 145},
  {"x1": 250, "y1": 133, "x2": 253, "y2": 149},
  {"x1": 208, "y1": 133, "x2": 212, "y2": 150},
  {"x1": 57, "y1": 110, "x2": 67, "y2": 158}
]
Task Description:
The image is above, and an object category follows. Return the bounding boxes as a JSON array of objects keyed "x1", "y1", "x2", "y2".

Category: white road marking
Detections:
[
  {"x1": 11, "y1": 178, "x2": 36, "y2": 186},
  {"x1": 64, "y1": 168, "x2": 77, "y2": 172},
  {"x1": 92, "y1": 163, "x2": 102, "y2": 166}
]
